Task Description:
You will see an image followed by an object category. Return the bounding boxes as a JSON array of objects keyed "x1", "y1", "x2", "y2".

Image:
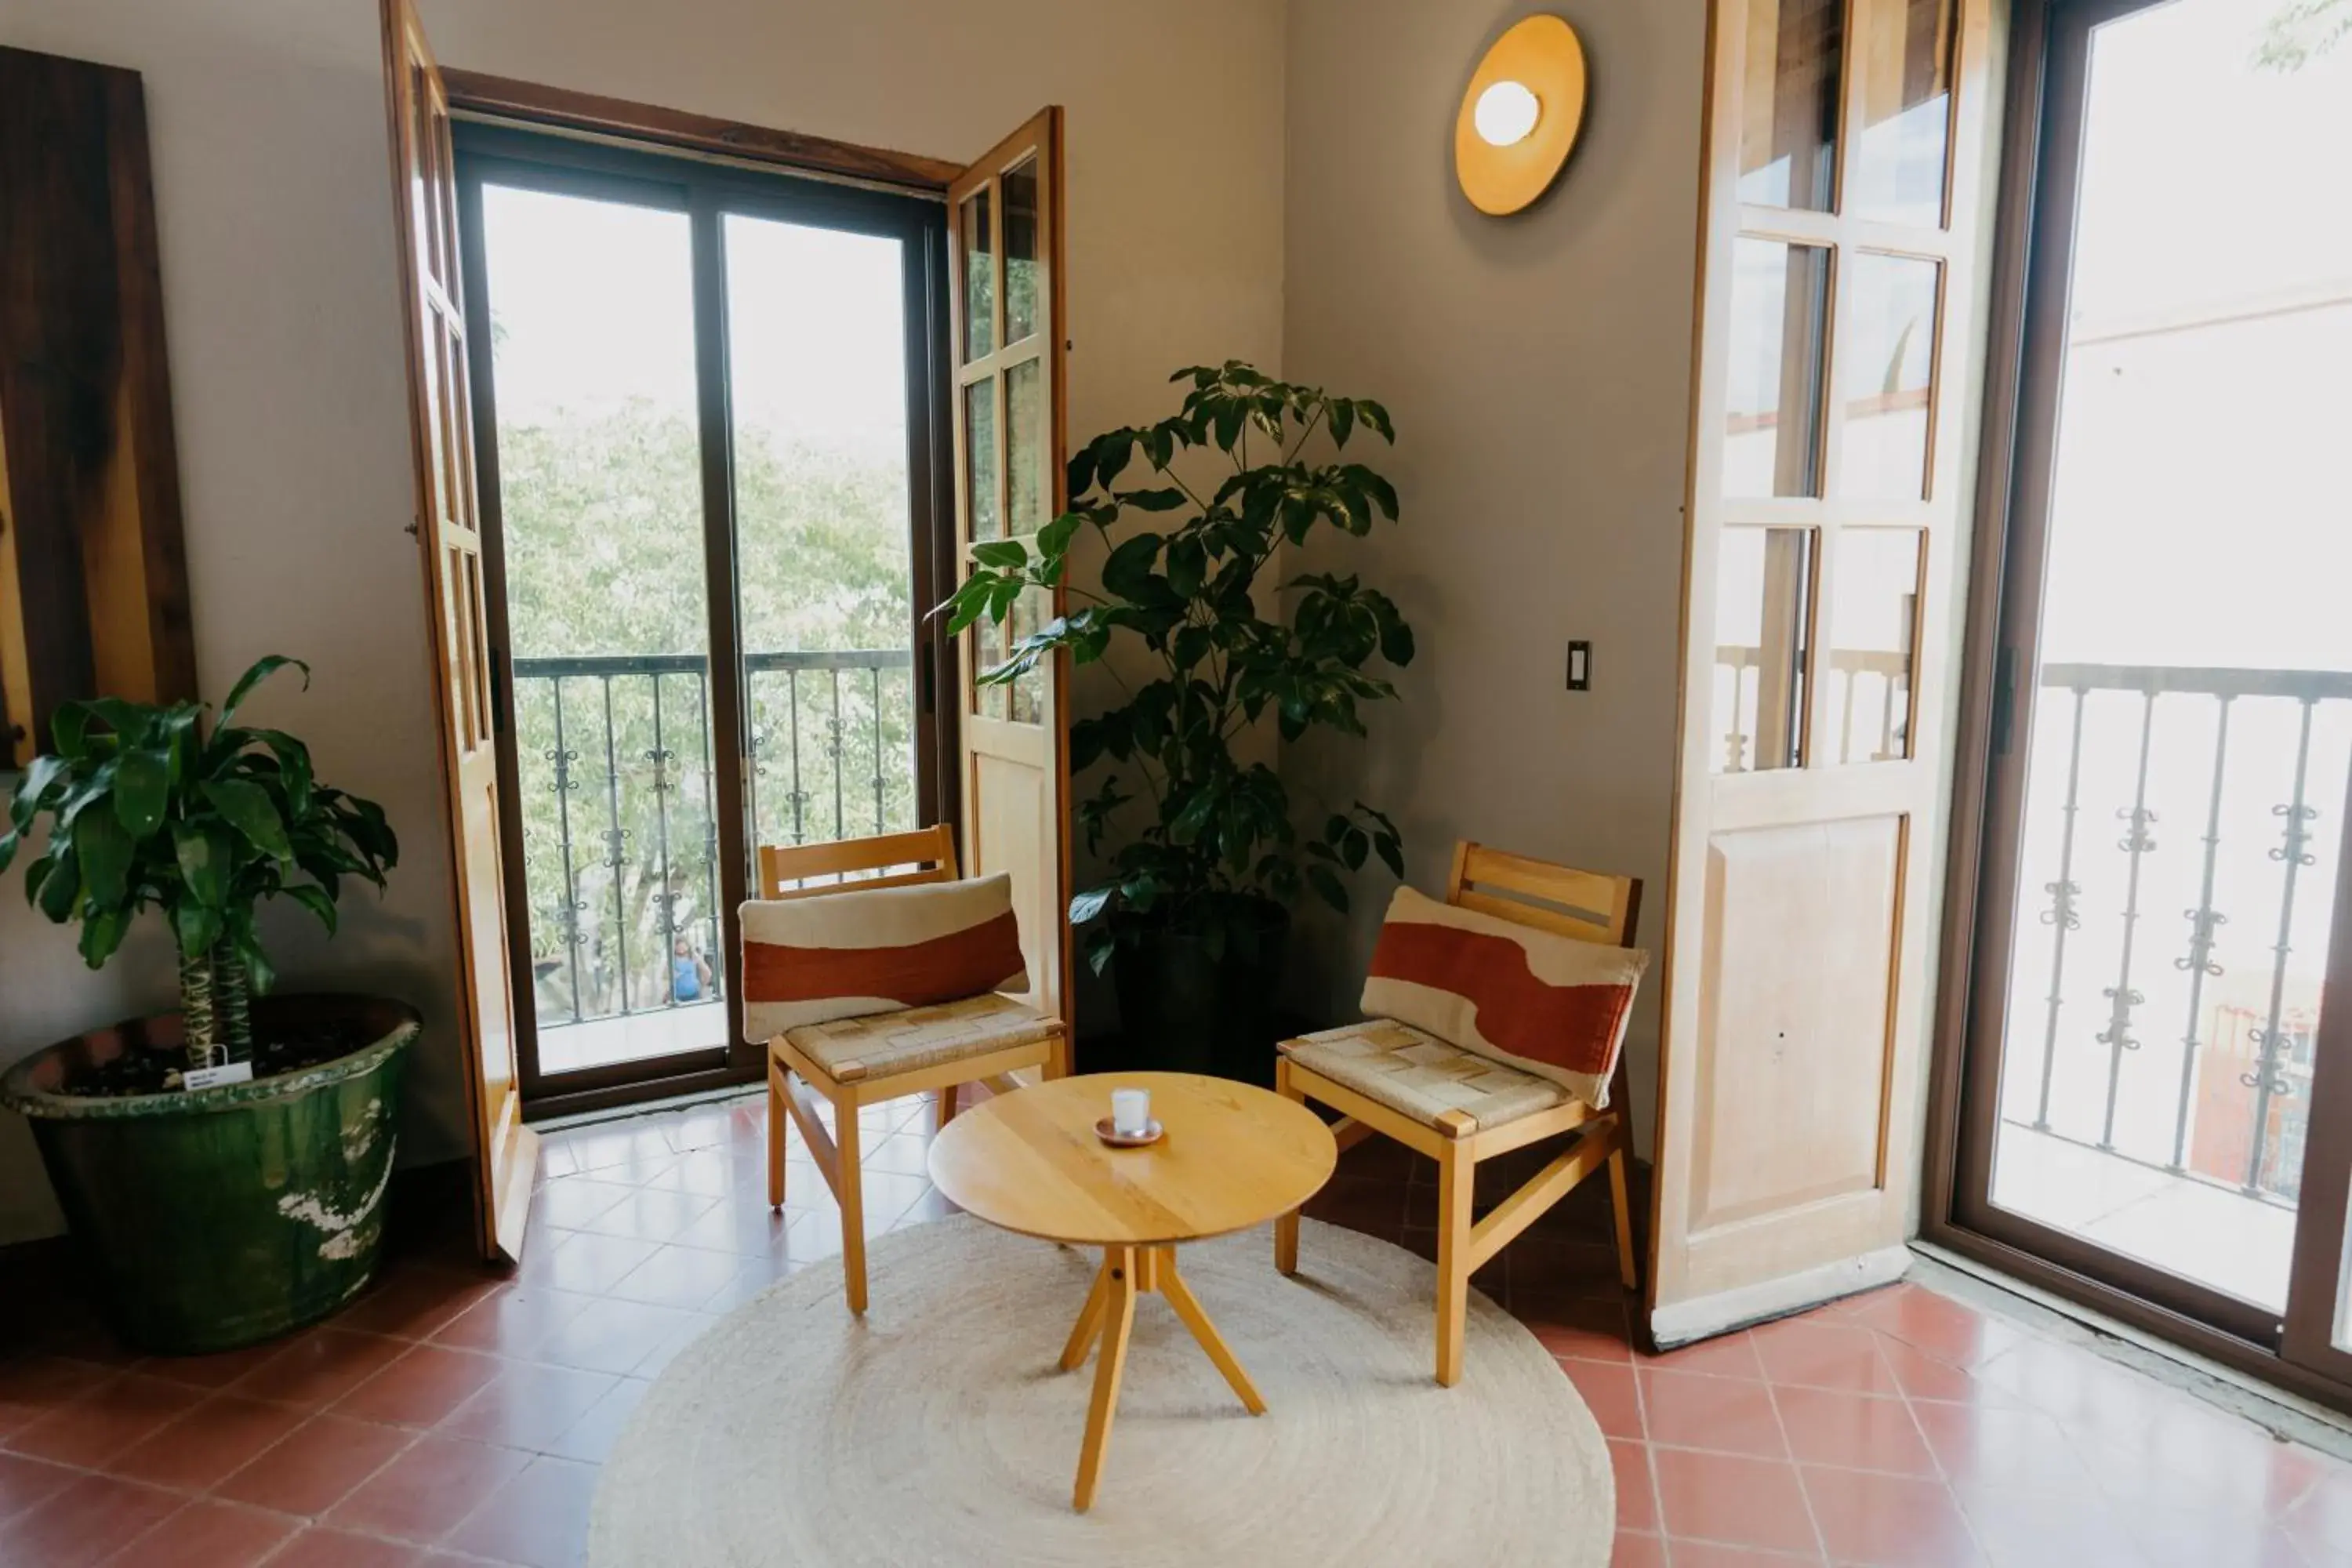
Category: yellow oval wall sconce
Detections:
[{"x1": 1454, "y1": 14, "x2": 1589, "y2": 216}]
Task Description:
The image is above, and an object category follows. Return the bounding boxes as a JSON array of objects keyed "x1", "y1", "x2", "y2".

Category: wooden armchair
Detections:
[
  {"x1": 1274, "y1": 841, "x2": 1643, "y2": 1385},
  {"x1": 752, "y1": 823, "x2": 1067, "y2": 1312}
]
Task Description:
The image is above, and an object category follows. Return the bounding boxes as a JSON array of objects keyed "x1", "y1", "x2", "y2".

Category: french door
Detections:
[
  {"x1": 1646, "y1": 0, "x2": 2000, "y2": 1345},
  {"x1": 450, "y1": 125, "x2": 956, "y2": 1116},
  {"x1": 1939, "y1": 0, "x2": 2352, "y2": 1405}
]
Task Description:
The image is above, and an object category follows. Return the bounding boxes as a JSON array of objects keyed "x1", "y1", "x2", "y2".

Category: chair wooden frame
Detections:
[
  {"x1": 755, "y1": 823, "x2": 1067, "y2": 1312},
  {"x1": 1275, "y1": 840, "x2": 1643, "y2": 1385}
]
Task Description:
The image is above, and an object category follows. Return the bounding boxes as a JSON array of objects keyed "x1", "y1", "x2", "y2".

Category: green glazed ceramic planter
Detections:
[{"x1": 0, "y1": 993, "x2": 419, "y2": 1356}]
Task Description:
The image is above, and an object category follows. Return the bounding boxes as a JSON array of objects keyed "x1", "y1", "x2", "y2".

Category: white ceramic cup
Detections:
[{"x1": 1111, "y1": 1087, "x2": 1152, "y2": 1136}]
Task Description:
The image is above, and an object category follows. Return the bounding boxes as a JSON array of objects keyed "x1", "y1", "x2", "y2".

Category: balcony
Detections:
[
  {"x1": 1711, "y1": 648, "x2": 2345, "y2": 1308},
  {"x1": 510, "y1": 648, "x2": 915, "y2": 1074},
  {"x1": 1990, "y1": 660, "x2": 2346, "y2": 1309}
]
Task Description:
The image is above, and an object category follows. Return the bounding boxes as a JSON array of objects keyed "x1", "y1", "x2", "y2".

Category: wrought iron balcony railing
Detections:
[
  {"x1": 1708, "y1": 648, "x2": 2347, "y2": 1213},
  {"x1": 2016, "y1": 662, "x2": 2350, "y2": 1206},
  {"x1": 510, "y1": 648, "x2": 915, "y2": 1031}
]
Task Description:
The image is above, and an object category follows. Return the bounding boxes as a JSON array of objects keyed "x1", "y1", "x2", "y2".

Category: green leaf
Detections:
[
  {"x1": 10, "y1": 754, "x2": 68, "y2": 830},
  {"x1": 247, "y1": 729, "x2": 314, "y2": 820},
  {"x1": 1068, "y1": 886, "x2": 1115, "y2": 925},
  {"x1": 77, "y1": 906, "x2": 129, "y2": 969},
  {"x1": 1307, "y1": 862, "x2": 1348, "y2": 912},
  {"x1": 0, "y1": 827, "x2": 16, "y2": 878},
  {"x1": 971, "y1": 539, "x2": 1029, "y2": 569},
  {"x1": 202, "y1": 779, "x2": 292, "y2": 860},
  {"x1": 114, "y1": 747, "x2": 171, "y2": 837},
  {"x1": 1117, "y1": 487, "x2": 1188, "y2": 513},
  {"x1": 281, "y1": 882, "x2": 339, "y2": 935},
  {"x1": 49, "y1": 704, "x2": 91, "y2": 761},
  {"x1": 219, "y1": 655, "x2": 310, "y2": 727},
  {"x1": 173, "y1": 900, "x2": 223, "y2": 959},
  {"x1": 36, "y1": 844, "x2": 80, "y2": 923},
  {"x1": 78, "y1": 698, "x2": 158, "y2": 748},
  {"x1": 1165, "y1": 536, "x2": 1207, "y2": 598},
  {"x1": 1374, "y1": 833, "x2": 1405, "y2": 879},
  {"x1": 1327, "y1": 397, "x2": 1355, "y2": 448},
  {"x1": 74, "y1": 808, "x2": 134, "y2": 907},
  {"x1": 173, "y1": 821, "x2": 234, "y2": 909},
  {"x1": 1099, "y1": 532, "x2": 1165, "y2": 600}
]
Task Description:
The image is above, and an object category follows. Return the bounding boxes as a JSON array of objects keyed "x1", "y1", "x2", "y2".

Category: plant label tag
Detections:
[{"x1": 185, "y1": 1062, "x2": 254, "y2": 1091}]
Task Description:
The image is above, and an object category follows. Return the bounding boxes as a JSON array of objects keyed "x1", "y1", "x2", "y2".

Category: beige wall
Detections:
[
  {"x1": 1278, "y1": 0, "x2": 1708, "y2": 1152},
  {"x1": 0, "y1": 0, "x2": 1286, "y2": 1243}
]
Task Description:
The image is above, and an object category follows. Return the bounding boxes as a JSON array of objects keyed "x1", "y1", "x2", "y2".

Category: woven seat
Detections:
[
  {"x1": 1279, "y1": 1019, "x2": 1569, "y2": 1134},
  {"x1": 786, "y1": 993, "x2": 1058, "y2": 1082}
]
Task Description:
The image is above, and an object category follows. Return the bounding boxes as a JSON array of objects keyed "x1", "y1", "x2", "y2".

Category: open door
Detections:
[
  {"x1": 1646, "y1": 0, "x2": 1996, "y2": 1344},
  {"x1": 947, "y1": 110, "x2": 1073, "y2": 1032},
  {"x1": 380, "y1": 0, "x2": 536, "y2": 1261}
]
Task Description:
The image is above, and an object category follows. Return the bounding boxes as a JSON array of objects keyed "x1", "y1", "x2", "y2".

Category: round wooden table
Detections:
[{"x1": 927, "y1": 1071, "x2": 1336, "y2": 1512}]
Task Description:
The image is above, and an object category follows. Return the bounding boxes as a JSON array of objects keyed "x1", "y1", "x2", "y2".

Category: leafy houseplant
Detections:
[
  {"x1": 0, "y1": 657, "x2": 418, "y2": 1354},
  {"x1": 942, "y1": 362, "x2": 1411, "y2": 1076},
  {"x1": 2, "y1": 656, "x2": 397, "y2": 1080}
]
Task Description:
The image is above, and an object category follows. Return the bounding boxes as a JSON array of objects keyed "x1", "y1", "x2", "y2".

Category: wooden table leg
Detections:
[
  {"x1": 1157, "y1": 1247, "x2": 1267, "y2": 1415},
  {"x1": 1057, "y1": 1255, "x2": 1112, "y2": 1371},
  {"x1": 1073, "y1": 1246, "x2": 1138, "y2": 1513}
]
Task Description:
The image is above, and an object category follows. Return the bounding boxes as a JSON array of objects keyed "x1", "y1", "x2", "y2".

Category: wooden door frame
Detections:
[
  {"x1": 1920, "y1": 0, "x2": 2352, "y2": 1415},
  {"x1": 447, "y1": 115, "x2": 961, "y2": 1120}
]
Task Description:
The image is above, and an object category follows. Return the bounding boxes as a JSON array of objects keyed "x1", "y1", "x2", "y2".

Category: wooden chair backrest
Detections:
[
  {"x1": 756, "y1": 823, "x2": 959, "y2": 902},
  {"x1": 1444, "y1": 840, "x2": 1641, "y2": 948}
]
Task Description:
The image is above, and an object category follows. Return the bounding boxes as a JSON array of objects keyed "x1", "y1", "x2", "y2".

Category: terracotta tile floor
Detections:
[{"x1": 1, "y1": 1087, "x2": 2348, "y2": 1566}]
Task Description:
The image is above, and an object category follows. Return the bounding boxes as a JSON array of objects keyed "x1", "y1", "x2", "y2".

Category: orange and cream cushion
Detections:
[
  {"x1": 782, "y1": 992, "x2": 1059, "y2": 1080},
  {"x1": 1356, "y1": 885, "x2": 1648, "y2": 1111},
  {"x1": 1279, "y1": 1019, "x2": 1570, "y2": 1133},
  {"x1": 739, "y1": 873, "x2": 1029, "y2": 1044}
]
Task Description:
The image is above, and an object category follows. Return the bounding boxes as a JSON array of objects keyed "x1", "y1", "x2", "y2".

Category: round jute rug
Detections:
[{"x1": 587, "y1": 1215, "x2": 1612, "y2": 1567}]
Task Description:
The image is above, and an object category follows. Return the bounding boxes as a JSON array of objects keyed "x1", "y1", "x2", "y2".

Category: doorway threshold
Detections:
[
  {"x1": 1908, "y1": 1240, "x2": 2352, "y2": 1462},
  {"x1": 530, "y1": 1080, "x2": 763, "y2": 1136}
]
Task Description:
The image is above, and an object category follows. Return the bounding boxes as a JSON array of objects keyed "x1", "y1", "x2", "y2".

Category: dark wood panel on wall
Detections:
[{"x1": 0, "y1": 45, "x2": 197, "y2": 768}]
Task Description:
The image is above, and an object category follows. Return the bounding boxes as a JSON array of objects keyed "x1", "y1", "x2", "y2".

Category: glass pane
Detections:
[
  {"x1": 972, "y1": 611, "x2": 1008, "y2": 720},
  {"x1": 1852, "y1": 0, "x2": 1957, "y2": 226},
  {"x1": 477, "y1": 183, "x2": 724, "y2": 1070},
  {"x1": 1710, "y1": 528, "x2": 1813, "y2": 774},
  {"x1": 961, "y1": 185, "x2": 994, "y2": 361},
  {"x1": 1004, "y1": 156, "x2": 1041, "y2": 344},
  {"x1": 967, "y1": 376, "x2": 1001, "y2": 542},
  {"x1": 1737, "y1": 0, "x2": 1843, "y2": 210},
  {"x1": 1725, "y1": 239, "x2": 1831, "y2": 499},
  {"x1": 1838, "y1": 253, "x2": 1941, "y2": 500},
  {"x1": 1985, "y1": 0, "x2": 2352, "y2": 1315},
  {"x1": 723, "y1": 214, "x2": 919, "y2": 857},
  {"x1": 1820, "y1": 530, "x2": 1922, "y2": 764},
  {"x1": 1008, "y1": 584, "x2": 1048, "y2": 726},
  {"x1": 1007, "y1": 358, "x2": 1045, "y2": 537}
]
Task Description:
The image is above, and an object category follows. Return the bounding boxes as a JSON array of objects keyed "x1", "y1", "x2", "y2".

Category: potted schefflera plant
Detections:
[
  {"x1": 0, "y1": 656, "x2": 413, "y2": 1354},
  {"x1": 942, "y1": 362, "x2": 1411, "y2": 1082}
]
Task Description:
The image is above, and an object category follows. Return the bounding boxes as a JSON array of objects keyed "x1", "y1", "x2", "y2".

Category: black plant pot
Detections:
[{"x1": 1109, "y1": 900, "x2": 1290, "y2": 1086}]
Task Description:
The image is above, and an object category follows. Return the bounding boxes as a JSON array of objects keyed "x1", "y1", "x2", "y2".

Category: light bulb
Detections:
[{"x1": 1473, "y1": 80, "x2": 1541, "y2": 147}]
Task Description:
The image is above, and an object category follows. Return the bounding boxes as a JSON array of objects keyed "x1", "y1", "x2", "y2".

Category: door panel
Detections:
[
  {"x1": 1650, "y1": 0, "x2": 1995, "y2": 1344},
  {"x1": 1694, "y1": 815, "x2": 1902, "y2": 1231},
  {"x1": 379, "y1": 0, "x2": 535, "y2": 1261},
  {"x1": 949, "y1": 110, "x2": 1070, "y2": 1029}
]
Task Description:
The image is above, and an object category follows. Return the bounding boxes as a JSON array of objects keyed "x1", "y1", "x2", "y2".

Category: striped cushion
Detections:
[
  {"x1": 739, "y1": 874, "x2": 1029, "y2": 1042},
  {"x1": 1359, "y1": 885, "x2": 1648, "y2": 1111}
]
